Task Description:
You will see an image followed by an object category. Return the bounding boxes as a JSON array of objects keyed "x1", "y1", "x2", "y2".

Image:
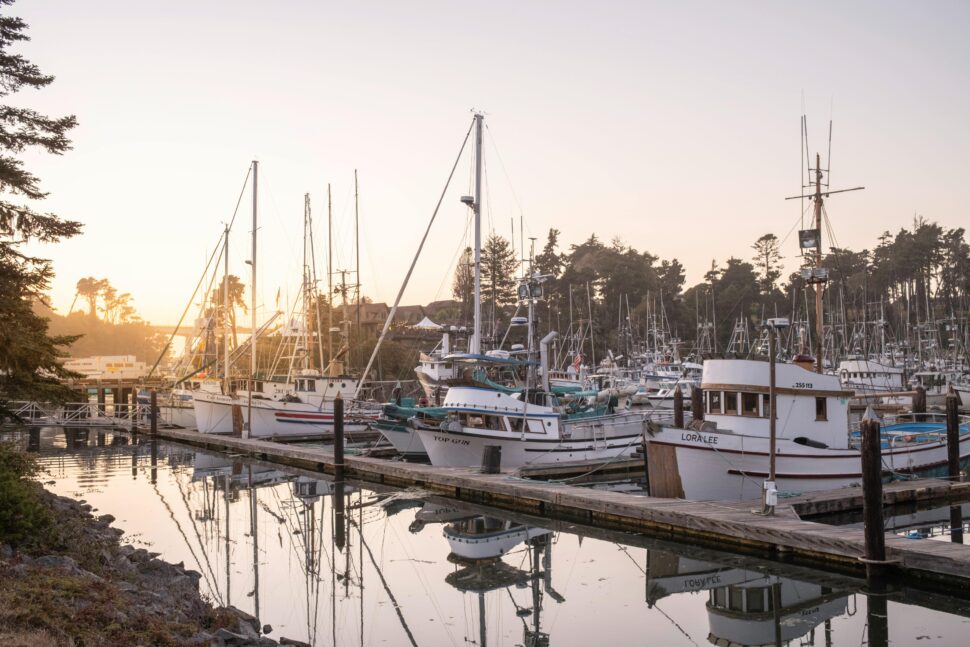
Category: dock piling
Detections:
[
  {"x1": 673, "y1": 385, "x2": 684, "y2": 428},
  {"x1": 690, "y1": 387, "x2": 703, "y2": 422},
  {"x1": 913, "y1": 386, "x2": 927, "y2": 420},
  {"x1": 149, "y1": 390, "x2": 157, "y2": 435},
  {"x1": 481, "y1": 445, "x2": 502, "y2": 474},
  {"x1": 334, "y1": 395, "x2": 345, "y2": 483},
  {"x1": 947, "y1": 389, "x2": 964, "y2": 543},
  {"x1": 861, "y1": 408, "x2": 886, "y2": 576}
]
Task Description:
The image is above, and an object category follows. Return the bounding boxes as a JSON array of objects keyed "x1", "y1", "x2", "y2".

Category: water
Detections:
[{"x1": 5, "y1": 427, "x2": 970, "y2": 646}]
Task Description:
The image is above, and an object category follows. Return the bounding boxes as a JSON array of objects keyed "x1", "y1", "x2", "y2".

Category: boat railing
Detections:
[{"x1": 847, "y1": 411, "x2": 970, "y2": 449}]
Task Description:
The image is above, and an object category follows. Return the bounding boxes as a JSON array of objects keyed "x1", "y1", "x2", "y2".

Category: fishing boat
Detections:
[
  {"x1": 644, "y1": 141, "x2": 970, "y2": 501},
  {"x1": 645, "y1": 550, "x2": 849, "y2": 647},
  {"x1": 644, "y1": 357, "x2": 970, "y2": 500}
]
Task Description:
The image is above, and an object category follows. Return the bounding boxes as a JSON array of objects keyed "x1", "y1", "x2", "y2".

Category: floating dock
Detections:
[{"x1": 143, "y1": 426, "x2": 970, "y2": 595}]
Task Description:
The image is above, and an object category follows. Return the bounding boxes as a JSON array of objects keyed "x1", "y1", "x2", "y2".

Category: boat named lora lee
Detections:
[{"x1": 643, "y1": 358, "x2": 970, "y2": 501}]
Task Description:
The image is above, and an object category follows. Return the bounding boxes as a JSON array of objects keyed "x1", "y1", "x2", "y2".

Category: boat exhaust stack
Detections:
[{"x1": 540, "y1": 331, "x2": 558, "y2": 393}]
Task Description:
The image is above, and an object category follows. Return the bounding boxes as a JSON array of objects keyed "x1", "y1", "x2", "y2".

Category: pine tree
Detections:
[{"x1": 0, "y1": 0, "x2": 81, "y2": 409}]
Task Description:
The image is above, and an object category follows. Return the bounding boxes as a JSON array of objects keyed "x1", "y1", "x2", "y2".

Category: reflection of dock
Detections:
[{"x1": 143, "y1": 426, "x2": 970, "y2": 593}]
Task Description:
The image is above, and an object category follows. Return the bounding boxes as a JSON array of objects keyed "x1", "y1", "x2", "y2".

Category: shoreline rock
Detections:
[{"x1": 0, "y1": 488, "x2": 280, "y2": 646}]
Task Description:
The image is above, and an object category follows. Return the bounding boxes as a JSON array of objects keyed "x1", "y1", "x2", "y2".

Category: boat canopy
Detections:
[{"x1": 443, "y1": 352, "x2": 536, "y2": 366}]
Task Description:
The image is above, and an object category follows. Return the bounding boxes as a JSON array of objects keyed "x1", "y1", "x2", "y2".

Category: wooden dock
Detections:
[{"x1": 144, "y1": 426, "x2": 970, "y2": 594}]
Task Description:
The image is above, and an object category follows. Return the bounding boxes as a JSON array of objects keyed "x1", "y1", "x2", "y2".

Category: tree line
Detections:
[{"x1": 451, "y1": 220, "x2": 970, "y2": 363}]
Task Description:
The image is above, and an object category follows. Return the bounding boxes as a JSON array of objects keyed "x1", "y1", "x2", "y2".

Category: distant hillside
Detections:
[{"x1": 34, "y1": 302, "x2": 167, "y2": 364}]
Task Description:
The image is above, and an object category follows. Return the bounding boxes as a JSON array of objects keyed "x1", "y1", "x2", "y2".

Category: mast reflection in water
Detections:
[{"x1": 5, "y1": 426, "x2": 970, "y2": 646}]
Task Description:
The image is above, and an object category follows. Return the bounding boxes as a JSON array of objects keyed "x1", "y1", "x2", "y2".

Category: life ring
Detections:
[{"x1": 839, "y1": 369, "x2": 849, "y2": 381}]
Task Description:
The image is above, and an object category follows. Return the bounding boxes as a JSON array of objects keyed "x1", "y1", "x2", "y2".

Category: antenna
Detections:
[{"x1": 826, "y1": 118, "x2": 833, "y2": 187}]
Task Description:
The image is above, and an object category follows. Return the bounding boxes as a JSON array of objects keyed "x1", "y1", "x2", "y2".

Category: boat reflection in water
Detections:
[
  {"x1": 646, "y1": 551, "x2": 851, "y2": 647},
  {"x1": 441, "y1": 515, "x2": 562, "y2": 647}
]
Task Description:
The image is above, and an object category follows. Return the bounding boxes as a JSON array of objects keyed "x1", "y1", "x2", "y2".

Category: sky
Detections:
[{"x1": 11, "y1": 0, "x2": 970, "y2": 326}]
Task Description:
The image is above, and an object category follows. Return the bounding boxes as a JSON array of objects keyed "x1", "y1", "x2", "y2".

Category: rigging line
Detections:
[
  {"x1": 485, "y1": 123, "x2": 525, "y2": 219},
  {"x1": 174, "y1": 471, "x2": 225, "y2": 601},
  {"x1": 347, "y1": 515, "x2": 419, "y2": 647},
  {"x1": 652, "y1": 601, "x2": 700, "y2": 647},
  {"x1": 152, "y1": 479, "x2": 224, "y2": 606},
  {"x1": 148, "y1": 161, "x2": 251, "y2": 378},
  {"x1": 430, "y1": 211, "x2": 474, "y2": 303},
  {"x1": 354, "y1": 118, "x2": 475, "y2": 398}
]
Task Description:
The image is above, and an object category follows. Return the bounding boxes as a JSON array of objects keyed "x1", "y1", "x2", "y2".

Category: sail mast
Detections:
[
  {"x1": 248, "y1": 159, "x2": 258, "y2": 437},
  {"x1": 327, "y1": 183, "x2": 334, "y2": 372},
  {"x1": 222, "y1": 224, "x2": 230, "y2": 393},
  {"x1": 354, "y1": 170, "x2": 361, "y2": 371},
  {"x1": 813, "y1": 153, "x2": 824, "y2": 374},
  {"x1": 470, "y1": 113, "x2": 484, "y2": 355}
]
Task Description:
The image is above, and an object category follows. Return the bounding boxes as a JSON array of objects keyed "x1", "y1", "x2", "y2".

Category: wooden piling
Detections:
[
  {"x1": 861, "y1": 410, "x2": 886, "y2": 576},
  {"x1": 947, "y1": 389, "x2": 964, "y2": 543},
  {"x1": 481, "y1": 445, "x2": 502, "y2": 474},
  {"x1": 913, "y1": 385, "x2": 927, "y2": 420},
  {"x1": 673, "y1": 385, "x2": 684, "y2": 428},
  {"x1": 334, "y1": 395, "x2": 345, "y2": 483},
  {"x1": 867, "y1": 586, "x2": 889, "y2": 647},
  {"x1": 691, "y1": 386, "x2": 703, "y2": 422},
  {"x1": 149, "y1": 390, "x2": 158, "y2": 435}
]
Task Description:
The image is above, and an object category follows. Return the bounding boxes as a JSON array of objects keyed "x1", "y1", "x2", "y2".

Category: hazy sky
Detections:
[{"x1": 13, "y1": 1, "x2": 970, "y2": 325}]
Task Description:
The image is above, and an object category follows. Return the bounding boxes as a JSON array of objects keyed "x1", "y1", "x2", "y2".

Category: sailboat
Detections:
[{"x1": 410, "y1": 114, "x2": 647, "y2": 469}]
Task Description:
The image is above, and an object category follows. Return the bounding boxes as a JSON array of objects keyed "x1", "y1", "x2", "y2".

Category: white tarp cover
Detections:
[{"x1": 413, "y1": 316, "x2": 443, "y2": 330}]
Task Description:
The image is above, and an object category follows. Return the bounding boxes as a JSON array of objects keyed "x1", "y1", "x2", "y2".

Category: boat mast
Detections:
[
  {"x1": 813, "y1": 153, "x2": 824, "y2": 374},
  {"x1": 470, "y1": 112, "x2": 484, "y2": 355},
  {"x1": 327, "y1": 183, "x2": 334, "y2": 372},
  {"x1": 222, "y1": 224, "x2": 230, "y2": 393},
  {"x1": 354, "y1": 170, "x2": 361, "y2": 370},
  {"x1": 248, "y1": 159, "x2": 258, "y2": 437}
]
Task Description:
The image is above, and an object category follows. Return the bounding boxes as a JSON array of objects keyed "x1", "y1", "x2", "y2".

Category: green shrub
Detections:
[{"x1": 0, "y1": 442, "x2": 51, "y2": 548}]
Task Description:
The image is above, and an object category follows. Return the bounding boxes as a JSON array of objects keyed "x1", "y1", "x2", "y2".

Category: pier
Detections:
[{"x1": 141, "y1": 425, "x2": 970, "y2": 595}]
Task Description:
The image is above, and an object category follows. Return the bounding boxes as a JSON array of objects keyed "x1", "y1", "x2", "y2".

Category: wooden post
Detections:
[
  {"x1": 691, "y1": 386, "x2": 703, "y2": 423},
  {"x1": 913, "y1": 385, "x2": 927, "y2": 421},
  {"x1": 947, "y1": 389, "x2": 964, "y2": 543},
  {"x1": 334, "y1": 395, "x2": 345, "y2": 483},
  {"x1": 673, "y1": 385, "x2": 684, "y2": 428},
  {"x1": 867, "y1": 586, "x2": 889, "y2": 647},
  {"x1": 860, "y1": 408, "x2": 886, "y2": 577},
  {"x1": 149, "y1": 390, "x2": 158, "y2": 435},
  {"x1": 641, "y1": 436, "x2": 650, "y2": 495},
  {"x1": 481, "y1": 445, "x2": 501, "y2": 474}
]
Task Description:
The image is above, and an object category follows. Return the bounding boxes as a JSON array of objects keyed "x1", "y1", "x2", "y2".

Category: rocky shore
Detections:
[{"x1": 0, "y1": 489, "x2": 307, "y2": 647}]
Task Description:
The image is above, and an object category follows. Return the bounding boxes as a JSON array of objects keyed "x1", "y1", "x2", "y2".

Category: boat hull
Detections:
[
  {"x1": 414, "y1": 424, "x2": 643, "y2": 468},
  {"x1": 247, "y1": 400, "x2": 374, "y2": 438},
  {"x1": 191, "y1": 393, "x2": 245, "y2": 434},
  {"x1": 375, "y1": 421, "x2": 428, "y2": 458},
  {"x1": 645, "y1": 425, "x2": 970, "y2": 501}
]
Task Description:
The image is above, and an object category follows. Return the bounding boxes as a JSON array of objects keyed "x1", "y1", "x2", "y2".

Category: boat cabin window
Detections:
[
  {"x1": 741, "y1": 392, "x2": 759, "y2": 417},
  {"x1": 815, "y1": 396, "x2": 827, "y2": 421},
  {"x1": 706, "y1": 391, "x2": 722, "y2": 415},
  {"x1": 724, "y1": 392, "x2": 738, "y2": 415},
  {"x1": 253, "y1": 382, "x2": 263, "y2": 393},
  {"x1": 761, "y1": 394, "x2": 775, "y2": 419},
  {"x1": 297, "y1": 379, "x2": 315, "y2": 392},
  {"x1": 460, "y1": 413, "x2": 506, "y2": 431}
]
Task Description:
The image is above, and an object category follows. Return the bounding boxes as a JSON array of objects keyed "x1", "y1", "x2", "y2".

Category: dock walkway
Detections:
[{"x1": 149, "y1": 426, "x2": 970, "y2": 592}]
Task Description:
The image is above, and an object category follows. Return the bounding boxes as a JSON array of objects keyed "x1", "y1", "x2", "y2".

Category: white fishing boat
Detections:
[
  {"x1": 645, "y1": 551, "x2": 849, "y2": 647},
  {"x1": 837, "y1": 356, "x2": 906, "y2": 402},
  {"x1": 645, "y1": 358, "x2": 970, "y2": 502}
]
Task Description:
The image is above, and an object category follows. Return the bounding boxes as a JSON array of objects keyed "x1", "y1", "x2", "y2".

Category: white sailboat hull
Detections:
[
  {"x1": 247, "y1": 399, "x2": 373, "y2": 438},
  {"x1": 414, "y1": 423, "x2": 643, "y2": 468},
  {"x1": 191, "y1": 393, "x2": 244, "y2": 434},
  {"x1": 377, "y1": 424, "x2": 428, "y2": 458}
]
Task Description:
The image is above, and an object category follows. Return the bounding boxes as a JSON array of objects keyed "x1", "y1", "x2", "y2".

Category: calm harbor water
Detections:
[{"x1": 4, "y1": 427, "x2": 970, "y2": 646}]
